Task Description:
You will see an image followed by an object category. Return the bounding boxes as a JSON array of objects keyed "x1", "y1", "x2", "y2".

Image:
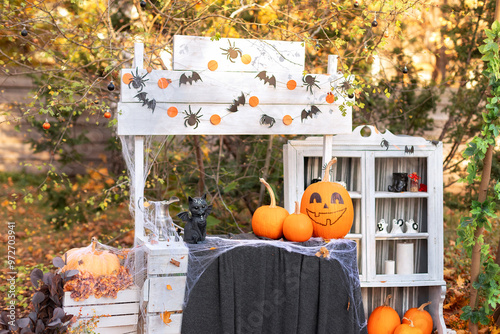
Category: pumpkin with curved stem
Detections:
[
  {"x1": 252, "y1": 178, "x2": 289, "y2": 239},
  {"x1": 402, "y1": 301, "x2": 433, "y2": 334},
  {"x1": 62, "y1": 237, "x2": 121, "y2": 276},
  {"x1": 283, "y1": 201, "x2": 313, "y2": 242},
  {"x1": 300, "y1": 158, "x2": 354, "y2": 239},
  {"x1": 394, "y1": 318, "x2": 423, "y2": 334},
  {"x1": 367, "y1": 295, "x2": 400, "y2": 334}
]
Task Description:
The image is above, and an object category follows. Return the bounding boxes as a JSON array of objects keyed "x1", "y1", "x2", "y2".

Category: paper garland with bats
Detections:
[
  {"x1": 255, "y1": 71, "x2": 276, "y2": 88},
  {"x1": 124, "y1": 65, "x2": 347, "y2": 129},
  {"x1": 179, "y1": 71, "x2": 203, "y2": 86},
  {"x1": 227, "y1": 92, "x2": 245, "y2": 112}
]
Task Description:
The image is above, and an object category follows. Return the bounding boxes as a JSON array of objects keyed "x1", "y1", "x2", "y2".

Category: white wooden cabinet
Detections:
[{"x1": 284, "y1": 125, "x2": 450, "y2": 334}]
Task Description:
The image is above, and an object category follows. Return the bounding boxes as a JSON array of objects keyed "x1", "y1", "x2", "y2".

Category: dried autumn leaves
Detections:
[{"x1": 64, "y1": 266, "x2": 134, "y2": 301}]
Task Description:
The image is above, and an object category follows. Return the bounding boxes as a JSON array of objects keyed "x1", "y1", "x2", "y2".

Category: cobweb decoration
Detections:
[
  {"x1": 183, "y1": 236, "x2": 367, "y2": 333},
  {"x1": 119, "y1": 135, "x2": 168, "y2": 235}
]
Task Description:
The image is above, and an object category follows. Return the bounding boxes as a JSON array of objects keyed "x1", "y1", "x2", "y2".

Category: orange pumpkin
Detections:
[
  {"x1": 61, "y1": 237, "x2": 120, "y2": 276},
  {"x1": 283, "y1": 201, "x2": 313, "y2": 242},
  {"x1": 394, "y1": 319, "x2": 423, "y2": 334},
  {"x1": 252, "y1": 178, "x2": 289, "y2": 239},
  {"x1": 402, "y1": 302, "x2": 433, "y2": 334},
  {"x1": 367, "y1": 295, "x2": 401, "y2": 334},
  {"x1": 300, "y1": 158, "x2": 354, "y2": 239}
]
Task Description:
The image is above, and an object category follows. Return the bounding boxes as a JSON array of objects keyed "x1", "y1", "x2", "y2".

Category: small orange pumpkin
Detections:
[
  {"x1": 394, "y1": 318, "x2": 423, "y2": 334},
  {"x1": 402, "y1": 301, "x2": 433, "y2": 334},
  {"x1": 252, "y1": 178, "x2": 289, "y2": 239},
  {"x1": 283, "y1": 201, "x2": 313, "y2": 242},
  {"x1": 61, "y1": 237, "x2": 120, "y2": 276},
  {"x1": 300, "y1": 158, "x2": 354, "y2": 239},
  {"x1": 367, "y1": 295, "x2": 400, "y2": 334}
]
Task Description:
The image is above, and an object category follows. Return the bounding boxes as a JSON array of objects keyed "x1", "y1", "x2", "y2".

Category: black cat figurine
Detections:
[
  {"x1": 177, "y1": 194, "x2": 213, "y2": 244},
  {"x1": 388, "y1": 173, "x2": 408, "y2": 192}
]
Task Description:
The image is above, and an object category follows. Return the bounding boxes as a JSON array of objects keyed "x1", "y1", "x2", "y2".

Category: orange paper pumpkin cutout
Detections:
[
  {"x1": 282, "y1": 115, "x2": 293, "y2": 126},
  {"x1": 167, "y1": 107, "x2": 178, "y2": 118},
  {"x1": 241, "y1": 54, "x2": 251, "y2": 64},
  {"x1": 326, "y1": 92, "x2": 335, "y2": 104},
  {"x1": 122, "y1": 73, "x2": 133, "y2": 84},
  {"x1": 249, "y1": 96, "x2": 259, "y2": 107},
  {"x1": 210, "y1": 114, "x2": 221, "y2": 125},
  {"x1": 208, "y1": 60, "x2": 218, "y2": 71},
  {"x1": 158, "y1": 78, "x2": 171, "y2": 89}
]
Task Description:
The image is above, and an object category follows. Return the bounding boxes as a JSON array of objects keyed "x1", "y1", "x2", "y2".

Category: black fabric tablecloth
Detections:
[{"x1": 181, "y1": 238, "x2": 367, "y2": 334}]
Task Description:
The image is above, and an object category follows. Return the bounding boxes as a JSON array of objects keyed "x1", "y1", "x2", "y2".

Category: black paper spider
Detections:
[
  {"x1": 302, "y1": 75, "x2": 320, "y2": 94},
  {"x1": 128, "y1": 68, "x2": 149, "y2": 92},
  {"x1": 260, "y1": 114, "x2": 275, "y2": 128},
  {"x1": 336, "y1": 76, "x2": 357, "y2": 98},
  {"x1": 220, "y1": 40, "x2": 242, "y2": 63},
  {"x1": 183, "y1": 106, "x2": 203, "y2": 129}
]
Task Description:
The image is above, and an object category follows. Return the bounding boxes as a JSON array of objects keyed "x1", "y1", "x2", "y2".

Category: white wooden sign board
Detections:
[{"x1": 117, "y1": 35, "x2": 353, "y2": 136}]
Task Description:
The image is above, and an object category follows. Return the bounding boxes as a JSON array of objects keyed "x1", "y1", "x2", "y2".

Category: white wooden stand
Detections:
[
  {"x1": 63, "y1": 286, "x2": 140, "y2": 334},
  {"x1": 118, "y1": 36, "x2": 354, "y2": 333}
]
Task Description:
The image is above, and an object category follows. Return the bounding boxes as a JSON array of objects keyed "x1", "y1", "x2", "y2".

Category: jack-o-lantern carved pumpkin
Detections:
[{"x1": 300, "y1": 158, "x2": 354, "y2": 239}]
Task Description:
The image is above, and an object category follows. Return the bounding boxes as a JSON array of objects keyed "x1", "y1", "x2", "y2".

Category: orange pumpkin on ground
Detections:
[
  {"x1": 283, "y1": 201, "x2": 313, "y2": 242},
  {"x1": 367, "y1": 295, "x2": 401, "y2": 334},
  {"x1": 394, "y1": 319, "x2": 423, "y2": 334},
  {"x1": 252, "y1": 178, "x2": 289, "y2": 239},
  {"x1": 61, "y1": 237, "x2": 120, "y2": 276},
  {"x1": 300, "y1": 158, "x2": 354, "y2": 239},
  {"x1": 402, "y1": 302, "x2": 433, "y2": 334}
]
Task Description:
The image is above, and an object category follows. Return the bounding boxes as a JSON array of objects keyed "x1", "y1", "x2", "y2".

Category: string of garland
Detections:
[{"x1": 458, "y1": 20, "x2": 500, "y2": 326}]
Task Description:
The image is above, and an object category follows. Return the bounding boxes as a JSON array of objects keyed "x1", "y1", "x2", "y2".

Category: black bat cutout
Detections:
[
  {"x1": 300, "y1": 105, "x2": 321, "y2": 122},
  {"x1": 405, "y1": 145, "x2": 414, "y2": 154},
  {"x1": 179, "y1": 71, "x2": 202, "y2": 86},
  {"x1": 260, "y1": 114, "x2": 276, "y2": 128},
  {"x1": 380, "y1": 139, "x2": 389, "y2": 150},
  {"x1": 227, "y1": 92, "x2": 245, "y2": 112},
  {"x1": 134, "y1": 92, "x2": 156, "y2": 113},
  {"x1": 255, "y1": 71, "x2": 276, "y2": 88}
]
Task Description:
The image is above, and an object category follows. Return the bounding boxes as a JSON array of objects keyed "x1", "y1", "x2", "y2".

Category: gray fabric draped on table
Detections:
[{"x1": 181, "y1": 236, "x2": 367, "y2": 334}]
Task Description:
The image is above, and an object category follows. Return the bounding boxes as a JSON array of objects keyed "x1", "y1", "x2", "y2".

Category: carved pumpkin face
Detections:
[{"x1": 299, "y1": 158, "x2": 353, "y2": 239}]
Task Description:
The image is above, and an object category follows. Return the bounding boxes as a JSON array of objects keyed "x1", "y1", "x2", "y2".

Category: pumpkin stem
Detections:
[
  {"x1": 260, "y1": 178, "x2": 276, "y2": 208},
  {"x1": 402, "y1": 317, "x2": 414, "y2": 327},
  {"x1": 322, "y1": 158, "x2": 338, "y2": 182},
  {"x1": 418, "y1": 301, "x2": 432, "y2": 311},
  {"x1": 91, "y1": 236, "x2": 98, "y2": 252},
  {"x1": 294, "y1": 201, "x2": 300, "y2": 215},
  {"x1": 383, "y1": 294, "x2": 392, "y2": 307}
]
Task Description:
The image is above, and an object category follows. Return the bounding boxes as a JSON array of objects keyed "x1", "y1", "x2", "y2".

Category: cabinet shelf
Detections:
[
  {"x1": 375, "y1": 191, "x2": 428, "y2": 198},
  {"x1": 375, "y1": 233, "x2": 429, "y2": 240},
  {"x1": 348, "y1": 191, "x2": 362, "y2": 199},
  {"x1": 361, "y1": 279, "x2": 446, "y2": 288}
]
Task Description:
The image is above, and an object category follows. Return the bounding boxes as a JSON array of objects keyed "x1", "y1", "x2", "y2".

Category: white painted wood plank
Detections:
[
  {"x1": 135, "y1": 136, "x2": 145, "y2": 242},
  {"x1": 95, "y1": 325, "x2": 136, "y2": 334},
  {"x1": 72, "y1": 314, "x2": 138, "y2": 328},
  {"x1": 173, "y1": 35, "x2": 304, "y2": 72},
  {"x1": 63, "y1": 286, "x2": 140, "y2": 306},
  {"x1": 148, "y1": 276, "x2": 186, "y2": 313},
  {"x1": 119, "y1": 69, "x2": 350, "y2": 104},
  {"x1": 145, "y1": 313, "x2": 183, "y2": 334},
  {"x1": 64, "y1": 302, "x2": 139, "y2": 317},
  {"x1": 134, "y1": 43, "x2": 144, "y2": 70},
  {"x1": 94, "y1": 314, "x2": 138, "y2": 327},
  {"x1": 117, "y1": 102, "x2": 352, "y2": 136}
]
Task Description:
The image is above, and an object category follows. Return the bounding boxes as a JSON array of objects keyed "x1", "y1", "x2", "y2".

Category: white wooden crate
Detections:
[
  {"x1": 63, "y1": 285, "x2": 140, "y2": 334},
  {"x1": 140, "y1": 241, "x2": 189, "y2": 334}
]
